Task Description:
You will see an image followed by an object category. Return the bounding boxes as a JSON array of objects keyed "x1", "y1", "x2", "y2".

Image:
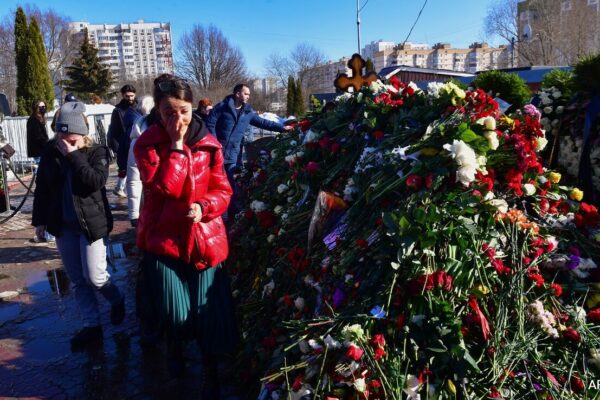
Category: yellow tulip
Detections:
[
  {"x1": 474, "y1": 284, "x2": 491, "y2": 295},
  {"x1": 420, "y1": 147, "x2": 439, "y2": 156},
  {"x1": 569, "y1": 188, "x2": 584, "y2": 202},
  {"x1": 447, "y1": 379, "x2": 457, "y2": 395},
  {"x1": 587, "y1": 293, "x2": 600, "y2": 308}
]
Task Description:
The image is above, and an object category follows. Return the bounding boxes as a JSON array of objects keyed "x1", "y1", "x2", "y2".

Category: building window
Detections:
[
  {"x1": 588, "y1": 0, "x2": 599, "y2": 5},
  {"x1": 561, "y1": 0, "x2": 572, "y2": 11}
]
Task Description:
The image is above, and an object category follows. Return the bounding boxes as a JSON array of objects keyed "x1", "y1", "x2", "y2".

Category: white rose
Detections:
[
  {"x1": 294, "y1": 297, "x2": 305, "y2": 311},
  {"x1": 552, "y1": 119, "x2": 560, "y2": 127},
  {"x1": 556, "y1": 106, "x2": 564, "y2": 114},
  {"x1": 353, "y1": 378, "x2": 367, "y2": 393},
  {"x1": 277, "y1": 184, "x2": 289, "y2": 194},
  {"x1": 284, "y1": 155, "x2": 295, "y2": 163},
  {"x1": 295, "y1": 151, "x2": 304, "y2": 158},
  {"x1": 483, "y1": 130, "x2": 499, "y2": 150},
  {"x1": 483, "y1": 116, "x2": 496, "y2": 131},
  {"x1": 536, "y1": 135, "x2": 548, "y2": 152},
  {"x1": 266, "y1": 268, "x2": 274, "y2": 277},
  {"x1": 324, "y1": 334, "x2": 341, "y2": 349},
  {"x1": 456, "y1": 165, "x2": 477, "y2": 186},
  {"x1": 250, "y1": 200, "x2": 267, "y2": 213},
  {"x1": 267, "y1": 234, "x2": 276, "y2": 243},
  {"x1": 290, "y1": 140, "x2": 297, "y2": 146},
  {"x1": 553, "y1": 90, "x2": 562, "y2": 99},
  {"x1": 271, "y1": 150, "x2": 278, "y2": 158},
  {"x1": 274, "y1": 205, "x2": 283, "y2": 215},
  {"x1": 487, "y1": 198, "x2": 509, "y2": 213},
  {"x1": 543, "y1": 106, "x2": 553, "y2": 114},
  {"x1": 523, "y1": 183, "x2": 536, "y2": 196}
]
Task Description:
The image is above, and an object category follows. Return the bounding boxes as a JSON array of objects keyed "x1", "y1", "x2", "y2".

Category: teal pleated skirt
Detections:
[{"x1": 139, "y1": 253, "x2": 238, "y2": 354}]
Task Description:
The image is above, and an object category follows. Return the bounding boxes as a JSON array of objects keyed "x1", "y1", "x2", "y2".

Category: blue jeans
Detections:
[{"x1": 56, "y1": 228, "x2": 122, "y2": 327}]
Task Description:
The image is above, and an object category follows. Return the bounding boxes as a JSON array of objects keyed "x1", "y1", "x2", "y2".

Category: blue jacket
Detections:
[{"x1": 206, "y1": 95, "x2": 285, "y2": 164}]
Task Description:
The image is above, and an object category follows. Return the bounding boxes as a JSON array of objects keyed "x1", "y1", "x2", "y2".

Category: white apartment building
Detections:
[
  {"x1": 361, "y1": 40, "x2": 396, "y2": 72},
  {"x1": 371, "y1": 42, "x2": 509, "y2": 73},
  {"x1": 69, "y1": 20, "x2": 173, "y2": 81}
]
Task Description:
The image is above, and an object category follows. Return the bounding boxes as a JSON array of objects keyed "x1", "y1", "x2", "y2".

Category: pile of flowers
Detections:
[{"x1": 228, "y1": 76, "x2": 600, "y2": 399}]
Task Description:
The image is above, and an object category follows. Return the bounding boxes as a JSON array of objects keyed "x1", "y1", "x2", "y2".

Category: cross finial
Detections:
[{"x1": 334, "y1": 53, "x2": 378, "y2": 92}]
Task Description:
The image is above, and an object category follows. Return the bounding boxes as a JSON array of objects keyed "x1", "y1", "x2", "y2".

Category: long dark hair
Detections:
[
  {"x1": 153, "y1": 74, "x2": 193, "y2": 108},
  {"x1": 30, "y1": 100, "x2": 46, "y2": 123}
]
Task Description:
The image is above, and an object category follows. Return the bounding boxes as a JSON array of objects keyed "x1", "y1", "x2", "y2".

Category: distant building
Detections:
[
  {"x1": 303, "y1": 57, "x2": 351, "y2": 93},
  {"x1": 361, "y1": 40, "x2": 396, "y2": 72},
  {"x1": 250, "y1": 77, "x2": 279, "y2": 97},
  {"x1": 371, "y1": 42, "x2": 510, "y2": 73},
  {"x1": 69, "y1": 20, "x2": 173, "y2": 81}
]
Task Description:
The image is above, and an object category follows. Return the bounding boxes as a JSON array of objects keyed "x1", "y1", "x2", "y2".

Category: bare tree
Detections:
[
  {"x1": 177, "y1": 24, "x2": 248, "y2": 92},
  {"x1": 485, "y1": 0, "x2": 599, "y2": 66},
  {"x1": 265, "y1": 43, "x2": 326, "y2": 106}
]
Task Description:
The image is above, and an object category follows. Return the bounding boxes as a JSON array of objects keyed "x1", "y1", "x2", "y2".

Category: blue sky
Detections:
[{"x1": 3, "y1": 0, "x2": 497, "y2": 76}]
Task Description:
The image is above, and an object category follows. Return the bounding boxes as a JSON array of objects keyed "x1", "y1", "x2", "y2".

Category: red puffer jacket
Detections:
[{"x1": 134, "y1": 120, "x2": 232, "y2": 269}]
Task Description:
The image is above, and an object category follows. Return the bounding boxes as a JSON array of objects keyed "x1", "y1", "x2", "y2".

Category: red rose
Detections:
[
  {"x1": 588, "y1": 308, "x2": 600, "y2": 323},
  {"x1": 298, "y1": 119, "x2": 311, "y2": 132},
  {"x1": 550, "y1": 283, "x2": 563, "y2": 297},
  {"x1": 330, "y1": 143, "x2": 341, "y2": 154},
  {"x1": 305, "y1": 161, "x2": 320, "y2": 175},
  {"x1": 424, "y1": 174, "x2": 433, "y2": 189},
  {"x1": 355, "y1": 239, "x2": 369, "y2": 249},
  {"x1": 318, "y1": 137, "x2": 332, "y2": 150},
  {"x1": 373, "y1": 347, "x2": 386, "y2": 360},
  {"x1": 406, "y1": 174, "x2": 422, "y2": 190},
  {"x1": 244, "y1": 209, "x2": 254, "y2": 220},
  {"x1": 292, "y1": 375, "x2": 303, "y2": 391},
  {"x1": 345, "y1": 344, "x2": 364, "y2": 361},
  {"x1": 371, "y1": 130, "x2": 385, "y2": 140},
  {"x1": 370, "y1": 334, "x2": 386, "y2": 348},
  {"x1": 562, "y1": 327, "x2": 581, "y2": 343},
  {"x1": 570, "y1": 375, "x2": 585, "y2": 393},
  {"x1": 256, "y1": 211, "x2": 275, "y2": 228}
]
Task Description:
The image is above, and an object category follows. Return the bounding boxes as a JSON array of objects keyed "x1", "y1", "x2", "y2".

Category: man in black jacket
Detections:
[{"x1": 107, "y1": 85, "x2": 137, "y2": 198}]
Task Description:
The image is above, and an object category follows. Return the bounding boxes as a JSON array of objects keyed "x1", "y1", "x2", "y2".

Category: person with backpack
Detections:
[{"x1": 107, "y1": 85, "x2": 137, "y2": 198}]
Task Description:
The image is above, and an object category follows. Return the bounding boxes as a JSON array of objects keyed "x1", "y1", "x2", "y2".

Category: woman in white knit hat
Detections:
[{"x1": 32, "y1": 101, "x2": 125, "y2": 352}]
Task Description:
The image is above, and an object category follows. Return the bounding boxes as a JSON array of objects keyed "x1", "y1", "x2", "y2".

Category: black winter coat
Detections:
[
  {"x1": 32, "y1": 140, "x2": 113, "y2": 242},
  {"x1": 26, "y1": 116, "x2": 49, "y2": 158}
]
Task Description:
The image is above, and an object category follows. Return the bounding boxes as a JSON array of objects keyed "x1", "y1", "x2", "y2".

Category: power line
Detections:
[
  {"x1": 359, "y1": 0, "x2": 370, "y2": 12},
  {"x1": 401, "y1": 0, "x2": 428, "y2": 47}
]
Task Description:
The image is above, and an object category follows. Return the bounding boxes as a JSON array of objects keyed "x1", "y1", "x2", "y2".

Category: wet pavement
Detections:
[{"x1": 0, "y1": 169, "x2": 243, "y2": 400}]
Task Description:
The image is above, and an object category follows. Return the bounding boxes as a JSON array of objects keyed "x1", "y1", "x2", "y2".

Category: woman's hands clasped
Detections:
[{"x1": 187, "y1": 203, "x2": 203, "y2": 223}]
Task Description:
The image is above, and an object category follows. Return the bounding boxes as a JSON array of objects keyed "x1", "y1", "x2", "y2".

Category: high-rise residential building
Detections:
[
  {"x1": 361, "y1": 40, "x2": 396, "y2": 72},
  {"x1": 370, "y1": 42, "x2": 510, "y2": 73},
  {"x1": 69, "y1": 20, "x2": 173, "y2": 81}
]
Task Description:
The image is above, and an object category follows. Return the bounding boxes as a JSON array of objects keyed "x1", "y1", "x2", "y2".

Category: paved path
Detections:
[{"x1": 0, "y1": 168, "x2": 242, "y2": 400}]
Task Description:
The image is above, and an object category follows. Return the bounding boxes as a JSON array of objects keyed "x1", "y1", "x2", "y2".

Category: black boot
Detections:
[
  {"x1": 201, "y1": 354, "x2": 220, "y2": 399},
  {"x1": 110, "y1": 297, "x2": 125, "y2": 326},
  {"x1": 70, "y1": 326, "x2": 103, "y2": 352},
  {"x1": 167, "y1": 342, "x2": 186, "y2": 378}
]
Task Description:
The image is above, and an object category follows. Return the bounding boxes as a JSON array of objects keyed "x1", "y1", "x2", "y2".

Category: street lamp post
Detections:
[{"x1": 356, "y1": 0, "x2": 361, "y2": 55}]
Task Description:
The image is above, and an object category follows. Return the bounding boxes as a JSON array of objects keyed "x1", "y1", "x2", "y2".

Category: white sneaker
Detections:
[{"x1": 113, "y1": 189, "x2": 126, "y2": 198}]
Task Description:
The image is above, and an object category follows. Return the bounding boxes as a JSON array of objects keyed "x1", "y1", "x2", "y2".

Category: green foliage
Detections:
[
  {"x1": 473, "y1": 70, "x2": 531, "y2": 110},
  {"x1": 294, "y1": 81, "x2": 306, "y2": 116},
  {"x1": 286, "y1": 75, "x2": 296, "y2": 116},
  {"x1": 365, "y1": 58, "x2": 375, "y2": 73},
  {"x1": 541, "y1": 69, "x2": 576, "y2": 98},
  {"x1": 14, "y1": 10, "x2": 54, "y2": 115},
  {"x1": 574, "y1": 52, "x2": 600, "y2": 93},
  {"x1": 63, "y1": 29, "x2": 113, "y2": 101},
  {"x1": 14, "y1": 7, "x2": 28, "y2": 115},
  {"x1": 26, "y1": 18, "x2": 54, "y2": 109}
]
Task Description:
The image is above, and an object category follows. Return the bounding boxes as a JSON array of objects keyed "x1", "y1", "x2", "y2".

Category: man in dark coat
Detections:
[
  {"x1": 206, "y1": 83, "x2": 291, "y2": 220},
  {"x1": 107, "y1": 85, "x2": 137, "y2": 198}
]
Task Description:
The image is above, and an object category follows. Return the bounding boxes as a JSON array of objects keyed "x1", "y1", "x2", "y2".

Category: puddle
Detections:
[
  {"x1": 0, "y1": 302, "x2": 22, "y2": 325},
  {"x1": 25, "y1": 269, "x2": 70, "y2": 298},
  {"x1": 22, "y1": 337, "x2": 69, "y2": 362}
]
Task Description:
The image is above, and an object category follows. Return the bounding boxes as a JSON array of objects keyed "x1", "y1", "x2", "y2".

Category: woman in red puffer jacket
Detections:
[{"x1": 134, "y1": 74, "x2": 236, "y2": 392}]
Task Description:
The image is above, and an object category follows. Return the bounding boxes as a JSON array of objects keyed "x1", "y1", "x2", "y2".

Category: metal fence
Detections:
[{"x1": 1, "y1": 112, "x2": 112, "y2": 174}]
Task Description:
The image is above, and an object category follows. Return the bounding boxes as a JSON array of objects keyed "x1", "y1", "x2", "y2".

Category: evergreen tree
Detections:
[
  {"x1": 365, "y1": 58, "x2": 375, "y2": 73},
  {"x1": 63, "y1": 29, "x2": 113, "y2": 101},
  {"x1": 286, "y1": 75, "x2": 296, "y2": 116},
  {"x1": 294, "y1": 81, "x2": 306, "y2": 116},
  {"x1": 26, "y1": 18, "x2": 54, "y2": 110},
  {"x1": 14, "y1": 7, "x2": 28, "y2": 115}
]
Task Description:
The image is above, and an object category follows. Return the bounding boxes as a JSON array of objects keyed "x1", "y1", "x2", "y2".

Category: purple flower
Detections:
[
  {"x1": 523, "y1": 104, "x2": 541, "y2": 120},
  {"x1": 566, "y1": 255, "x2": 581, "y2": 270},
  {"x1": 332, "y1": 288, "x2": 346, "y2": 308},
  {"x1": 533, "y1": 383, "x2": 542, "y2": 391}
]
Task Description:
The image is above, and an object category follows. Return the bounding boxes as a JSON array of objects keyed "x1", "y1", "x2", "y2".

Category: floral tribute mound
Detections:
[{"x1": 229, "y1": 77, "x2": 600, "y2": 399}]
